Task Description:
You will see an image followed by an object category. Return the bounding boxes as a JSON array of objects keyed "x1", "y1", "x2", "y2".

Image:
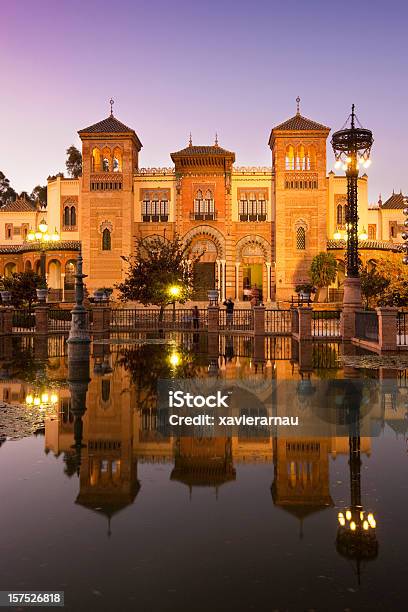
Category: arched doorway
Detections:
[
  {"x1": 183, "y1": 226, "x2": 226, "y2": 301},
  {"x1": 4, "y1": 262, "x2": 16, "y2": 277},
  {"x1": 235, "y1": 236, "x2": 271, "y2": 302},
  {"x1": 24, "y1": 260, "x2": 32, "y2": 272},
  {"x1": 64, "y1": 260, "x2": 77, "y2": 299},
  {"x1": 48, "y1": 260, "x2": 62, "y2": 301}
]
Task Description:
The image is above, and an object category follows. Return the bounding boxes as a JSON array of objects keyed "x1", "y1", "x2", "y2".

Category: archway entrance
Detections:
[
  {"x1": 190, "y1": 238, "x2": 218, "y2": 300},
  {"x1": 242, "y1": 263, "x2": 263, "y2": 301}
]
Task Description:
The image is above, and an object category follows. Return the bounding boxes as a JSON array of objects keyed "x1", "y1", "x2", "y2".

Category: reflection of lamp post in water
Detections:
[{"x1": 336, "y1": 418, "x2": 378, "y2": 583}]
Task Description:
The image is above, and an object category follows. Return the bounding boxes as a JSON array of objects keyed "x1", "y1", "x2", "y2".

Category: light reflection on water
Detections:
[{"x1": 0, "y1": 334, "x2": 407, "y2": 612}]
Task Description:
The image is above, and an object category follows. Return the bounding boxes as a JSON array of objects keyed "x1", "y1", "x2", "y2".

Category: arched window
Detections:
[
  {"x1": 285, "y1": 145, "x2": 295, "y2": 170},
  {"x1": 4, "y1": 262, "x2": 16, "y2": 277},
  {"x1": 306, "y1": 146, "x2": 316, "y2": 170},
  {"x1": 113, "y1": 147, "x2": 122, "y2": 172},
  {"x1": 296, "y1": 145, "x2": 305, "y2": 170},
  {"x1": 296, "y1": 226, "x2": 306, "y2": 250},
  {"x1": 101, "y1": 379, "x2": 110, "y2": 402},
  {"x1": 102, "y1": 228, "x2": 111, "y2": 251},
  {"x1": 64, "y1": 206, "x2": 70, "y2": 226},
  {"x1": 92, "y1": 148, "x2": 101, "y2": 172},
  {"x1": 102, "y1": 147, "x2": 111, "y2": 172},
  {"x1": 70, "y1": 206, "x2": 76, "y2": 226},
  {"x1": 205, "y1": 189, "x2": 214, "y2": 215},
  {"x1": 336, "y1": 204, "x2": 343, "y2": 226},
  {"x1": 194, "y1": 190, "x2": 203, "y2": 216}
]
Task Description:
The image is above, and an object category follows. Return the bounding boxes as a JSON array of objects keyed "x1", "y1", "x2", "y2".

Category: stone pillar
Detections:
[
  {"x1": 2, "y1": 309, "x2": 13, "y2": 335},
  {"x1": 216, "y1": 260, "x2": 221, "y2": 294},
  {"x1": 297, "y1": 307, "x2": 312, "y2": 341},
  {"x1": 265, "y1": 262, "x2": 271, "y2": 303},
  {"x1": 35, "y1": 305, "x2": 49, "y2": 335},
  {"x1": 221, "y1": 260, "x2": 226, "y2": 301},
  {"x1": 253, "y1": 334, "x2": 265, "y2": 363},
  {"x1": 253, "y1": 305, "x2": 265, "y2": 335},
  {"x1": 235, "y1": 262, "x2": 240, "y2": 301},
  {"x1": 207, "y1": 305, "x2": 219, "y2": 332},
  {"x1": 61, "y1": 274, "x2": 65, "y2": 302},
  {"x1": 377, "y1": 307, "x2": 398, "y2": 352},
  {"x1": 92, "y1": 305, "x2": 110, "y2": 333},
  {"x1": 341, "y1": 277, "x2": 362, "y2": 340}
]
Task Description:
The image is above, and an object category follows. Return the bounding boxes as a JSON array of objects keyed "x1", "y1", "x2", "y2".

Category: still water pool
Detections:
[{"x1": 0, "y1": 334, "x2": 407, "y2": 611}]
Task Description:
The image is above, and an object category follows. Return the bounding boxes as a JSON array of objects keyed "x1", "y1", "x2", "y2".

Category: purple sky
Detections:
[{"x1": 1, "y1": 0, "x2": 407, "y2": 202}]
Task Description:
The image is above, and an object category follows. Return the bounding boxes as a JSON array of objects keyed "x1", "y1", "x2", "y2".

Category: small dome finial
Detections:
[
  {"x1": 189, "y1": 132, "x2": 192, "y2": 147},
  {"x1": 296, "y1": 96, "x2": 301, "y2": 115},
  {"x1": 109, "y1": 98, "x2": 114, "y2": 117},
  {"x1": 215, "y1": 132, "x2": 219, "y2": 147}
]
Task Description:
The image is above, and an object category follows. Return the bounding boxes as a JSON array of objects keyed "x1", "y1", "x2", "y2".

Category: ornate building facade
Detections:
[{"x1": 0, "y1": 102, "x2": 405, "y2": 302}]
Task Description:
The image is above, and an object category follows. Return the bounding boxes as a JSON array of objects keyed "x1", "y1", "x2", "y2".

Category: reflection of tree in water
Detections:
[
  {"x1": 312, "y1": 343, "x2": 341, "y2": 378},
  {"x1": 118, "y1": 342, "x2": 200, "y2": 412},
  {"x1": 0, "y1": 337, "x2": 45, "y2": 382}
]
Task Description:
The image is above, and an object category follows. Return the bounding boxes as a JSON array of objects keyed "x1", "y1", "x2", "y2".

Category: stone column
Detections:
[
  {"x1": 216, "y1": 260, "x2": 221, "y2": 294},
  {"x1": 207, "y1": 305, "x2": 219, "y2": 332},
  {"x1": 235, "y1": 262, "x2": 240, "y2": 301},
  {"x1": 265, "y1": 262, "x2": 271, "y2": 303},
  {"x1": 377, "y1": 307, "x2": 398, "y2": 352},
  {"x1": 35, "y1": 305, "x2": 49, "y2": 335},
  {"x1": 61, "y1": 274, "x2": 65, "y2": 302},
  {"x1": 297, "y1": 307, "x2": 312, "y2": 341},
  {"x1": 253, "y1": 305, "x2": 265, "y2": 335}
]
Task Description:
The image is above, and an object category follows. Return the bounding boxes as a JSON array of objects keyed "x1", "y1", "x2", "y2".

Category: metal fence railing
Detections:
[
  {"x1": 292, "y1": 309, "x2": 299, "y2": 334},
  {"x1": 110, "y1": 308, "x2": 208, "y2": 330},
  {"x1": 355, "y1": 311, "x2": 379, "y2": 342},
  {"x1": 397, "y1": 311, "x2": 408, "y2": 346},
  {"x1": 312, "y1": 310, "x2": 341, "y2": 338},
  {"x1": 12, "y1": 310, "x2": 36, "y2": 333},
  {"x1": 48, "y1": 309, "x2": 72, "y2": 332},
  {"x1": 219, "y1": 309, "x2": 254, "y2": 331},
  {"x1": 265, "y1": 309, "x2": 292, "y2": 334}
]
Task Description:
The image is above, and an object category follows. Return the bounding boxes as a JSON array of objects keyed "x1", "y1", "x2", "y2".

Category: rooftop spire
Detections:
[
  {"x1": 109, "y1": 98, "x2": 114, "y2": 117},
  {"x1": 296, "y1": 96, "x2": 301, "y2": 115},
  {"x1": 189, "y1": 132, "x2": 192, "y2": 147},
  {"x1": 215, "y1": 132, "x2": 219, "y2": 147}
]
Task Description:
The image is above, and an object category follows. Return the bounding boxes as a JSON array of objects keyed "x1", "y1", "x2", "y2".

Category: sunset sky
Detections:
[{"x1": 1, "y1": 0, "x2": 407, "y2": 202}]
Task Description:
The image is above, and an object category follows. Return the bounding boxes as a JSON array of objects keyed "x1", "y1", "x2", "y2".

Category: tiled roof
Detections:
[
  {"x1": 327, "y1": 239, "x2": 403, "y2": 251},
  {"x1": 272, "y1": 113, "x2": 330, "y2": 132},
  {"x1": 0, "y1": 198, "x2": 36, "y2": 212},
  {"x1": 171, "y1": 145, "x2": 235, "y2": 158},
  {"x1": 78, "y1": 115, "x2": 135, "y2": 134},
  {"x1": 381, "y1": 191, "x2": 407, "y2": 209},
  {"x1": 0, "y1": 240, "x2": 80, "y2": 254}
]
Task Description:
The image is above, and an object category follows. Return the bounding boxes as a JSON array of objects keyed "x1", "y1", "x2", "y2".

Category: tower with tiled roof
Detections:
[
  {"x1": 269, "y1": 97, "x2": 330, "y2": 299},
  {"x1": 78, "y1": 100, "x2": 142, "y2": 289}
]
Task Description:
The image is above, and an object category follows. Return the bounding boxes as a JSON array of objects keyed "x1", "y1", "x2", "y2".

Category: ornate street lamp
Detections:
[
  {"x1": 332, "y1": 105, "x2": 373, "y2": 306},
  {"x1": 168, "y1": 284, "x2": 181, "y2": 323},
  {"x1": 27, "y1": 219, "x2": 60, "y2": 279}
]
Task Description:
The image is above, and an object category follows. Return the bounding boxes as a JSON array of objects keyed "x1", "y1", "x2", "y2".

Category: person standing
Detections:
[
  {"x1": 223, "y1": 297, "x2": 234, "y2": 327},
  {"x1": 192, "y1": 305, "x2": 200, "y2": 329}
]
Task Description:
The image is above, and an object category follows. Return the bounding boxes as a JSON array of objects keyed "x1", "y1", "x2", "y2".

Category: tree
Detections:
[
  {"x1": 0, "y1": 171, "x2": 17, "y2": 206},
  {"x1": 360, "y1": 267, "x2": 390, "y2": 309},
  {"x1": 372, "y1": 253, "x2": 408, "y2": 306},
  {"x1": 0, "y1": 271, "x2": 43, "y2": 310},
  {"x1": 66, "y1": 145, "x2": 82, "y2": 178},
  {"x1": 310, "y1": 252, "x2": 338, "y2": 302},
  {"x1": 116, "y1": 234, "x2": 203, "y2": 318},
  {"x1": 31, "y1": 184, "x2": 47, "y2": 206},
  {"x1": 18, "y1": 190, "x2": 33, "y2": 202}
]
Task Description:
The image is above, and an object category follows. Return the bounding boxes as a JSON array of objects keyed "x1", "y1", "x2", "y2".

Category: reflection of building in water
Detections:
[
  {"x1": 75, "y1": 350, "x2": 140, "y2": 534},
  {"x1": 271, "y1": 436, "x2": 372, "y2": 536},
  {"x1": 170, "y1": 437, "x2": 236, "y2": 494}
]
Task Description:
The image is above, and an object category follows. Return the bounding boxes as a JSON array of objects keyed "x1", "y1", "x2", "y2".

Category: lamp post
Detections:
[
  {"x1": 168, "y1": 285, "x2": 181, "y2": 323},
  {"x1": 27, "y1": 219, "x2": 60, "y2": 280},
  {"x1": 332, "y1": 105, "x2": 373, "y2": 308}
]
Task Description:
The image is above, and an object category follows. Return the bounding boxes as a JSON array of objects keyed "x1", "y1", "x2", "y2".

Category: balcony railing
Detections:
[
  {"x1": 239, "y1": 214, "x2": 267, "y2": 222},
  {"x1": 142, "y1": 215, "x2": 169, "y2": 222},
  {"x1": 190, "y1": 212, "x2": 217, "y2": 221}
]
